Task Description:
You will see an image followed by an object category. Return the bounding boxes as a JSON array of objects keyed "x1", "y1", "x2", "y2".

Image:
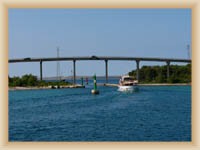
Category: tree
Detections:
[{"x1": 128, "y1": 64, "x2": 191, "y2": 83}]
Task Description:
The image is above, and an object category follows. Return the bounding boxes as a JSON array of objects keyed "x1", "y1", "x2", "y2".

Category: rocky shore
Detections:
[{"x1": 9, "y1": 84, "x2": 85, "y2": 91}]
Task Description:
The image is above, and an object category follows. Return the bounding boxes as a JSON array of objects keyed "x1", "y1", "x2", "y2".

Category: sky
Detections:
[{"x1": 8, "y1": 8, "x2": 191, "y2": 77}]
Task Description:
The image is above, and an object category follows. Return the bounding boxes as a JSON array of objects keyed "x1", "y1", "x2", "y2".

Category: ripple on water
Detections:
[{"x1": 9, "y1": 85, "x2": 191, "y2": 141}]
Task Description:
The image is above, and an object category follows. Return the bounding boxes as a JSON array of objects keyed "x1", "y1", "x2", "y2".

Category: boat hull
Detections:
[{"x1": 118, "y1": 85, "x2": 138, "y2": 92}]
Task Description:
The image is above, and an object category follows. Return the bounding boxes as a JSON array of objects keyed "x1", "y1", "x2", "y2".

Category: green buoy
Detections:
[{"x1": 91, "y1": 74, "x2": 99, "y2": 94}]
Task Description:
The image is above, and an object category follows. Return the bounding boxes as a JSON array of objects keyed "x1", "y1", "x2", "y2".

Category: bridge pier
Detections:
[
  {"x1": 136, "y1": 60, "x2": 140, "y2": 81},
  {"x1": 105, "y1": 60, "x2": 108, "y2": 83},
  {"x1": 73, "y1": 60, "x2": 76, "y2": 85},
  {"x1": 166, "y1": 61, "x2": 170, "y2": 80},
  {"x1": 40, "y1": 60, "x2": 43, "y2": 81}
]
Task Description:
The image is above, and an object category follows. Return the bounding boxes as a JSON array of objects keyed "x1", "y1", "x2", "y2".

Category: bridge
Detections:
[{"x1": 9, "y1": 56, "x2": 191, "y2": 84}]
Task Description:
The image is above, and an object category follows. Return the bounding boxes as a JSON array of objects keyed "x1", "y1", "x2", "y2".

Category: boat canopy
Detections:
[{"x1": 121, "y1": 76, "x2": 134, "y2": 81}]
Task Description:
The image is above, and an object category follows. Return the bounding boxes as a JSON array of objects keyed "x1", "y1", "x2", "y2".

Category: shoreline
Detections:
[
  {"x1": 9, "y1": 84, "x2": 85, "y2": 91},
  {"x1": 138, "y1": 83, "x2": 191, "y2": 86},
  {"x1": 9, "y1": 83, "x2": 191, "y2": 91},
  {"x1": 103, "y1": 83, "x2": 191, "y2": 87}
]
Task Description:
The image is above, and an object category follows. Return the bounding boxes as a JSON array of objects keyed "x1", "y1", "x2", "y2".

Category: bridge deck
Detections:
[
  {"x1": 9, "y1": 56, "x2": 191, "y2": 83},
  {"x1": 9, "y1": 56, "x2": 191, "y2": 63}
]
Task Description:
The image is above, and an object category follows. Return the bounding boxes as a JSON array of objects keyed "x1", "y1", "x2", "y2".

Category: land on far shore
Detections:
[
  {"x1": 129, "y1": 64, "x2": 191, "y2": 84},
  {"x1": 9, "y1": 84, "x2": 85, "y2": 91},
  {"x1": 9, "y1": 82, "x2": 191, "y2": 91},
  {"x1": 9, "y1": 64, "x2": 191, "y2": 90},
  {"x1": 8, "y1": 74, "x2": 86, "y2": 90}
]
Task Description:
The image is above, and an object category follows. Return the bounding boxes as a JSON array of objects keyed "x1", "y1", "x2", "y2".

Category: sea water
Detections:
[{"x1": 9, "y1": 82, "x2": 191, "y2": 141}]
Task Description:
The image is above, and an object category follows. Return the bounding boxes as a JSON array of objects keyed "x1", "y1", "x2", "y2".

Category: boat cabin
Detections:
[{"x1": 119, "y1": 75, "x2": 138, "y2": 86}]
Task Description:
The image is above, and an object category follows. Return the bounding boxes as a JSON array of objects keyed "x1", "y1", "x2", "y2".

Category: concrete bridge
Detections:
[{"x1": 9, "y1": 56, "x2": 191, "y2": 84}]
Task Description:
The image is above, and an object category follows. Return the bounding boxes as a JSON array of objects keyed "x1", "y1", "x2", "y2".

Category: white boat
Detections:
[{"x1": 118, "y1": 75, "x2": 138, "y2": 92}]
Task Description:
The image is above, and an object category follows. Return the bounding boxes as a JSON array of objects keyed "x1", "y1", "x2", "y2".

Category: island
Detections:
[{"x1": 9, "y1": 74, "x2": 84, "y2": 90}]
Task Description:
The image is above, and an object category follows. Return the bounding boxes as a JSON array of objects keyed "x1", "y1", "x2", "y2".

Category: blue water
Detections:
[{"x1": 9, "y1": 82, "x2": 191, "y2": 141}]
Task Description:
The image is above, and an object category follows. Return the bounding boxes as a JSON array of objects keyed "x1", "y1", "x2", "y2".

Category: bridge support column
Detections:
[
  {"x1": 166, "y1": 61, "x2": 170, "y2": 80},
  {"x1": 40, "y1": 60, "x2": 43, "y2": 81},
  {"x1": 73, "y1": 60, "x2": 76, "y2": 85},
  {"x1": 105, "y1": 60, "x2": 108, "y2": 83},
  {"x1": 136, "y1": 60, "x2": 140, "y2": 82}
]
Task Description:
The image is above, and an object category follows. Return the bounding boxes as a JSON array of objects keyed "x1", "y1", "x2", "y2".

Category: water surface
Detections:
[{"x1": 9, "y1": 85, "x2": 191, "y2": 141}]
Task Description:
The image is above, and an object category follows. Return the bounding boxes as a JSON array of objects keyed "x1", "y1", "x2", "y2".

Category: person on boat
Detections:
[{"x1": 119, "y1": 78, "x2": 123, "y2": 86}]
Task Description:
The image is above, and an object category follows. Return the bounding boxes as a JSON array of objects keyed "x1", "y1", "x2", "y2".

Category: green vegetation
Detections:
[
  {"x1": 9, "y1": 74, "x2": 71, "y2": 87},
  {"x1": 128, "y1": 64, "x2": 191, "y2": 83},
  {"x1": 9, "y1": 64, "x2": 191, "y2": 86}
]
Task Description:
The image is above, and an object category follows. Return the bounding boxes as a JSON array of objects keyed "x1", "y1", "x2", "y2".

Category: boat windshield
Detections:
[{"x1": 123, "y1": 77, "x2": 134, "y2": 81}]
